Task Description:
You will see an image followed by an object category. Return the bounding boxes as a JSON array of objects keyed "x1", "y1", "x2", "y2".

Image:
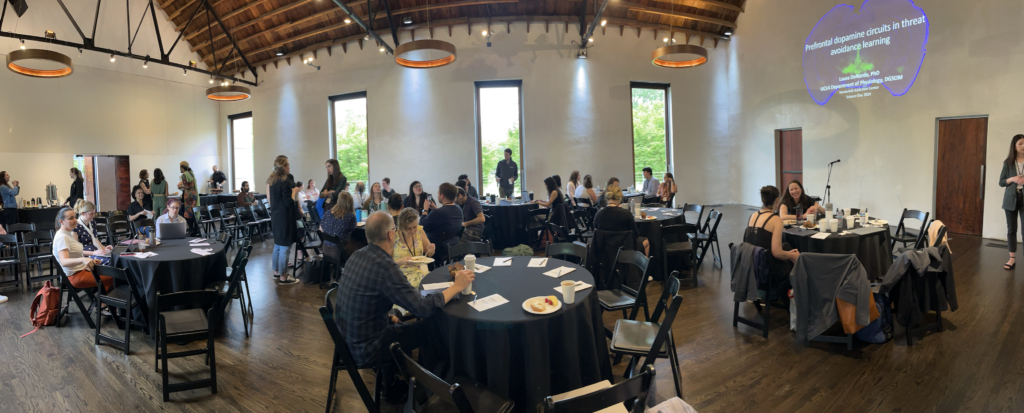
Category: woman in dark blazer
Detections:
[
  {"x1": 999, "y1": 134, "x2": 1024, "y2": 270},
  {"x1": 66, "y1": 167, "x2": 84, "y2": 207}
]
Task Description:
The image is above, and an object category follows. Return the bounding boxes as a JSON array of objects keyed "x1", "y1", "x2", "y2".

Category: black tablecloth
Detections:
[
  {"x1": 421, "y1": 257, "x2": 611, "y2": 412},
  {"x1": 116, "y1": 238, "x2": 228, "y2": 335},
  {"x1": 17, "y1": 207, "x2": 61, "y2": 230},
  {"x1": 481, "y1": 202, "x2": 539, "y2": 250},
  {"x1": 634, "y1": 207, "x2": 685, "y2": 281},
  {"x1": 783, "y1": 222, "x2": 892, "y2": 280}
]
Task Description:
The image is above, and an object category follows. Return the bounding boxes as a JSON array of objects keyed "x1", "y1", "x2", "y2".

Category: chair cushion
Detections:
[
  {"x1": 610, "y1": 319, "x2": 668, "y2": 356},
  {"x1": 420, "y1": 376, "x2": 515, "y2": 413},
  {"x1": 162, "y1": 308, "x2": 209, "y2": 335},
  {"x1": 598, "y1": 289, "x2": 635, "y2": 310},
  {"x1": 548, "y1": 380, "x2": 628, "y2": 413},
  {"x1": 666, "y1": 241, "x2": 693, "y2": 253}
]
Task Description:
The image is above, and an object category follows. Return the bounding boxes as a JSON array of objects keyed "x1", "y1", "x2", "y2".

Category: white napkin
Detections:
[
  {"x1": 811, "y1": 232, "x2": 830, "y2": 239},
  {"x1": 553, "y1": 281, "x2": 593, "y2": 293},
  {"x1": 422, "y1": 282, "x2": 453, "y2": 290},
  {"x1": 544, "y1": 266, "x2": 575, "y2": 278},
  {"x1": 468, "y1": 294, "x2": 509, "y2": 312},
  {"x1": 190, "y1": 243, "x2": 211, "y2": 246},
  {"x1": 473, "y1": 264, "x2": 491, "y2": 273},
  {"x1": 493, "y1": 257, "x2": 513, "y2": 266}
]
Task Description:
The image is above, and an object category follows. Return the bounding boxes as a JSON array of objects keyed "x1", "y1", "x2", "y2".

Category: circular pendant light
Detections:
[
  {"x1": 394, "y1": 39, "x2": 456, "y2": 69},
  {"x1": 206, "y1": 85, "x2": 252, "y2": 101},
  {"x1": 6, "y1": 49, "x2": 73, "y2": 78},
  {"x1": 651, "y1": 44, "x2": 708, "y2": 68}
]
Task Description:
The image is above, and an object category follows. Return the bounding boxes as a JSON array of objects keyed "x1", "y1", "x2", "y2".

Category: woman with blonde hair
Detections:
[
  {"x1": 72, "y1": 199, "x2": 113, "y2": 265},
  {"x1": 392, "y1": 207, "x2": 435, "y2": 288},
  {"x1": 362, "y1": 182, "x2": 386, "y2": 211},
  {"x1": 268, "y1": 155, "x2": 301, "y2": 284}
]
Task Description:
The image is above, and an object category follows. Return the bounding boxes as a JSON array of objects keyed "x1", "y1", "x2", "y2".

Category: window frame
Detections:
[
  {"x1": 228, "y1": 111, "x2": 253, "y2": 192},
  {"x1": 328, "y1": 91, "x2": 370, "y2": 182},
  {"x1": 474, "y1": 79, "x2": 525, "y2": 194},
  {"x1": 629, "y1": 82, "x2": 672, "y2": 187}
]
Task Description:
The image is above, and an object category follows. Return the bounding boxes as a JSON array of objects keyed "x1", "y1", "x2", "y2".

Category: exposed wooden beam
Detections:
[
  {"x1": 199, "y1": 8, "x2": 347, "y2": 65},
  {"x1": 614, "y1": 1, "x2": 736, "y2": 28},
  {"x1": 185, "y1": 0, "x2": 368, "y2": 46},
  {"x1": 176, "y1": 0, "x2": 264, "y2": 31},
  {"x1": 648, "y1": 0, "x2": 743, "y2": 13},
  {"x1": 166, "y1": 0, "x2": 200, "y2": 21}
]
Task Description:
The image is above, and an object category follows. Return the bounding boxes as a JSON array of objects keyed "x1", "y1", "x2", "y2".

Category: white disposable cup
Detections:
[
  {"x1": 561, "y1": 281, "x2": 576, "y2": 304},
  {"x1": 819, "y1": 220, "x2": 827, "y2": 233},
  {"x1": 138, "y1": 242, "x2": 147, "y2": 252},
  {"x1": 463, "y1": 254, "x2": 475, "y2": 294},
  {"x1": 807, "y1": 214, "x2": 816, "y2": 224},
  {"x1": 845, "y1": 216, "x2": 855, "y2": 229},
  {"x1": 844, "y1": 208, "x2": 851, "y2": 217},
  {"x1": 830, "y1": 220, "x2": 839, "y2": 232}
]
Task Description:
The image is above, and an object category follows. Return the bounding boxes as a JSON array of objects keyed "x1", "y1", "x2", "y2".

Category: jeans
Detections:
[
  {"x1": 1007, "y1": 190, "x2": 1024, "y2": 253},
  {"x1": 272, "y1": 244, "x2": 290, "y2": 274}
]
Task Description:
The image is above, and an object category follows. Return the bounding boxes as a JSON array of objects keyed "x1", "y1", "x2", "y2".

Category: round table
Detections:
[
  {"x1": 116, "y1": 238, "x2": 228, "y2": 335},
  {"x1": 481, "y1": 202, "x2": 539, "y2": 250},
  {"x1": 634, "y1": 207, "x2": 685, "y2": 281},
  {"x1": 421, "y1": 257, "x2": 611, "y2": 412},
  {"x1": 783, "y1": 220, "x2": 893, "y2": 280}
]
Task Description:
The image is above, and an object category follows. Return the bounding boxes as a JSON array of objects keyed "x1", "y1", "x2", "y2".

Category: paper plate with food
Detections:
[
  {"x1": 522, "y1": 295, "x2": 562, "y2": 315},
  {"x1": 408, "y1": 256, "x2": 435, "y2": 264},
  {"x1": 800, "y1": 221, "x2": 817, "y2": 230},
  {"x1": 782, "y1": 220, "x2": 798, "y2": 226}
]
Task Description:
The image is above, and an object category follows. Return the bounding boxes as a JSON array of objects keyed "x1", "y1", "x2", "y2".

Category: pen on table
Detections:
[
  {"x1": 555, "y1": 268, "x2": 562, "y2": 277},
  {"x1": 472, "y1": 294, "x2": 479, "y2": 304}
]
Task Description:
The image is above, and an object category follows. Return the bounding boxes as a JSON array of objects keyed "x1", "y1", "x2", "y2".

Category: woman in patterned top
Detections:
[
  {"x1": 72, "y1": 199, "x2": 113, "y2": 265},
  {"x1": 319, "y1": 191, "x2": 357, "y2": 265},
  {"x1": 176, "y1": 161, "x2": 199, "y2": 233},
  {"x1": 391, "y1": 207, "x2": 435, "y2": 289}
]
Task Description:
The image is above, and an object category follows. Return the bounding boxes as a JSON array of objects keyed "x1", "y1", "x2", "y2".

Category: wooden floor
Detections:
[{"x1": 0, "y1": 203, "x2": 1021, "y2": 412}]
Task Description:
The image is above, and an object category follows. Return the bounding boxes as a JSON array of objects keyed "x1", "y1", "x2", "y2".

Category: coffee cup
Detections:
[
  {"x1": 463, "y1": 254, "x2": 475, "y2": 294},
  {"x1": 138, "y1": 241, "x2": 147, "y2": 252},
  {"x1": 845, "y1": 216, "x2": 855, "y2": 229},
  {"x1": 819, "y1": 219, "x2": 828, "y2": 233},
  {"x1": 830, "y1": 220, "x2": 839, "y2": 232},
  {"x1": 843, "y1": 208, "x2": 851, "y2": 217},
  {"x1": 561, "y1": 280, "x2": 576, "y2": 304}
]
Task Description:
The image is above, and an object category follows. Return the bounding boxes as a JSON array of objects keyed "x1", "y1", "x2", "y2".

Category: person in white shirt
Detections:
[
  {"x1": 640, "y1": 167, "x2": 660, "y2": 204},
  {"x1": 52, "y1": 207, "x2": 113, "y2": 292},
  {"x1": 155, "y1": 198, "x2": 187, "y2": 239},
  {"x1": 352, "y1": 182, "x2": 369, "y2": 209}
]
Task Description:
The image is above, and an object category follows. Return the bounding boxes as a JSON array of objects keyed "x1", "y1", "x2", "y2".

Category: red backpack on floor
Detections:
[{"x1": 21, "y1": 281, "x2": 61, "y2": 338}]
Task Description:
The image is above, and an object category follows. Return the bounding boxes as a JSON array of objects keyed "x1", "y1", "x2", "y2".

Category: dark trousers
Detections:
[
  {"x1": 1007, "y1": 190, "x2": 1024, "y2": 252},
  {"x1": 0, "y1": 208, "x2": 17, "y2": 230}
]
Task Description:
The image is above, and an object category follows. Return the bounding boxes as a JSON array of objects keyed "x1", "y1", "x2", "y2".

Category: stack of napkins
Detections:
[
  {"x1": 468, "y1": 294, "x2": 508, "y2": 312},
  {"x1": 191, "y1": 248, "x2": 214, "y2": 256},
  {"x1": 553, "y1": 281, "x2": 593, "y2": 293},
  {"x1": 544, "y1": 267, "x2": 576, "y2": 278},
  {"x1": 127, "y1": 252, "x2": 157, "y2": 259}
]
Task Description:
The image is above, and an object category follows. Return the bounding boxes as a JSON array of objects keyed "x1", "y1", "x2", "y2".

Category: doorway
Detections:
[
  {"x1": 936, "y1": 117, "x2": 987, "y2": 235},
  {"x1": 777, "y1": 129, "x2": 803, "y2": 191},
  {"x1": 74, "y1": 155, "x2": 132, "y2": 212}
]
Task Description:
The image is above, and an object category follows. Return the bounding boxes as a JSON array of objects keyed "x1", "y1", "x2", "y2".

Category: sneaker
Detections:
[
  {"x1": 0, "y1": 295, "x2": 7, "y2": 304},
  {"x1": 277, "y1": 276, "x2": 299, "y2": 285}
]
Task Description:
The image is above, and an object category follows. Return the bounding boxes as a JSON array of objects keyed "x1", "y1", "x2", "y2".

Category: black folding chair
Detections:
[
  {"x1": 891, "y1": 209, "x2": 929, "y2": 251},
  {"x1": 545, "y1": 242, "x2": 587, "y2": 266},
  {"x1": 154, "y1": 289, "x2": 220, "y2": 402},
  {"x1": 0, "y1": 234, "x2": 21, "y2": 290},
  {"x1": 610, "y1": 276, "x2": 684, "y2": 398},
  {"x1": 321, "y1": 285, "x2": 388, "y2": 413},
  {"x1": 542, "y1": 365, "x2": 655, "y2": 413},
  {"x1": 391, "y1": 343, "x2": 515, "y2": 413},
  {"x1": 730, "y1": 243, "x2": 790, "y2": 339},
  {"x1": 318, "y1": 231, "x2": 348, "y2": 288},
  {"x1": 663, "y1": 224, "x2": 698, "y2": 285},
  {"x1": 689, "y1": 210, "x2": 723, "y2": 268},
  {"x1": 107, "y1": 221, "x2": 132, "y2": 245},
  {"x1": 24, "y1": 230, "x2": 58, "y2": 291},
  {"x1": 207, "y1": 247, "x2": 251, "y2": 337},
  {"x1": 235, "y1": 206, "x2": 261, "y2": 241},
  {"x1": 448, "y1": 240, "x2": 493, "y2": 263},
  {"x1": 680, "y1": 203, "x2": 704, "y2": 226},
  {"x1": 526, "y1": 208, "x2": 550, "y2": 248},
  {"x1": 598, "y1": 248, "x2": 652, "y2": 336},
  {"x1": 55, "y1": 265, "x2": 98, "y2": 329},
  {"x1": 92, "y1": 265, "x2": 147, "y2": 354}
]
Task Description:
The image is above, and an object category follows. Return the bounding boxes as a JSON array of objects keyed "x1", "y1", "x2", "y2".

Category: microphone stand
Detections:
[{"x1": 824, "y1": 161, "x2": 836, "y2": 205}]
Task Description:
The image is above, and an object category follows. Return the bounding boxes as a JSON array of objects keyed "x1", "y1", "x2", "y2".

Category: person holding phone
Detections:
[
  {"x1": 494, "y1": 148, "x2": 518, "y2": 199},
  {"x1": 1000, "y1": 134, "x2": 1024, "y2": 270}
]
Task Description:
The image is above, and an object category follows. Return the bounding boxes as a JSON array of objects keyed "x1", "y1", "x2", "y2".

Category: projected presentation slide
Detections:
[{"x1": 802, "y1": 0, "x2": 929, "y2": 105}]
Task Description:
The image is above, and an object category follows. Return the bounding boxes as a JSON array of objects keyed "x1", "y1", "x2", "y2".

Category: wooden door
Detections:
[
  {"x1": 779, "y1": 129, "x2": 803, "y2": 189},
  {"x1": 936, "y1": 117, "x2": 987, "y2": 235}
]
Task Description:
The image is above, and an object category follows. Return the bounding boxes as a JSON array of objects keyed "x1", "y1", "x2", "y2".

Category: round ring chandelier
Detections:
[
  {"x1": 6, "y1": 49, "x2": 73, "y2": 78},
  {"x1": 206, "y1": 85, "x2": 252, "y2": 102},
  {"x1": 651, "y1": 44, "x2": 708, "y2": 68},
  {"x1": 394, "y1": 39, "x2": 457, "y2": 69}
]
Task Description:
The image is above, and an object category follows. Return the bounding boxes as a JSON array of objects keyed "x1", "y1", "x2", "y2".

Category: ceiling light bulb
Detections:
[
  {"x1": 19, "y1": 39, "x2": 25, "y2": 50},
  {"x1": 276, "y1": 51, "x2": 283, "y2": 56},
  {"x1": 209, "y1": 78, "x2": 214, "y2": 84},
  {"x1": 588, "y1": 38, "x2": 593, "y2": 42},
  {"x1": 308, "y1": 56, "x2": 313, "y2": 62},
  {"x1": 142, "y1": 61, "x2": 148, "y2": 68},
  {"x1": 364, "y1": 35, "x2": 370, "y2": 40},
  {"x1": 379, "y1": 47, "x2": 385, "y2": 52},
  {"x1": 724, "y1": 29, "x2": 733, "y2": 36},
  {"x1": 110, "y1": 54, "x2": 116, "y2": 62},
  {"x1": 600, "y1": 20, "x2": 607, "y2": 27},
  {"x1": 183, "y1": 69, "x2": 187, "y2": 76},
  {"x1": 482, "y1": 30, "x2": 488, "y2": 36},
  {"x1": 345, "y1": 18, "x2": 351, "y2": 24}
]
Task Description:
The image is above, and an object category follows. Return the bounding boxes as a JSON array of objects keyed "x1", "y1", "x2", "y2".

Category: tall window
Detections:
[
  {"x1": 630, "y1": 83, "x2": 670, "y2": 189},
  {"x1": 476, "y1": 80, "x2": 524, "y2": 197},
  {"x1": 230, "y1": 112, "x2": 254, "y2": 191},
  {"x1": 330, "y1": 92, "x2": 369, "y2": 183}
]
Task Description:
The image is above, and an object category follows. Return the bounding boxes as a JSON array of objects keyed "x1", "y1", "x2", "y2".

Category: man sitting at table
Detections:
[
  {"x1": 457, "y1": 174, "x2": 479, "y2": 199},
  {"x1": 597, "y1": 177, "x2": 620, "y2": 209},
  {"x1": 421, "y1": 183, "x2": 463, "y2": 259},
  {"x1": 640, "y1": 167, "x2": 660, "y2": 204},
  {"x1": 455, "y1": 186, "x2": 485, "y2": 242},
  {"x1": 236, "y1": 181, "x2": 255, "y2": 207},
  {"x1": 594, "y1": 184, "x2": 650, "y2": 256},
  {"x1": 335, "y1": 212, "x2": 474, "y2": 400}
]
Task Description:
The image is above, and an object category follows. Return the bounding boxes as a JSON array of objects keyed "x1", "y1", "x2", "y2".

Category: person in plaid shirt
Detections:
[{"x1": 334, "y1": 211, "x2": 474, "y2": 398}]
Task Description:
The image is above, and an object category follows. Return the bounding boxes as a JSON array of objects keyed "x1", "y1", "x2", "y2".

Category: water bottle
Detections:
[{"x1": 355, "y1": 208, "x2": 362, "y2": 222}]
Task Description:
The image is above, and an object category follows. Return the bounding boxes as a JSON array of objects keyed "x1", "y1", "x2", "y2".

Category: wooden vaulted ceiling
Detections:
[{"x1": 157, "y1": 0, "x2": 745, "y2": 77}]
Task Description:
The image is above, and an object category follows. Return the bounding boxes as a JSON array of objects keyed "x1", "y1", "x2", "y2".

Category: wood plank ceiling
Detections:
[{"x1": 157, "y1": 0, "x2": 745, "y2": 77}]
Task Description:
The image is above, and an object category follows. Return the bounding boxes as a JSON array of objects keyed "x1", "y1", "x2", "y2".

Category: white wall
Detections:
[
  {"x1": 0, "y1": 0, "x2": 220, "y2": 206},
  {"x1": 218, "y1": 22, "x2": 735, "y2": 204}
]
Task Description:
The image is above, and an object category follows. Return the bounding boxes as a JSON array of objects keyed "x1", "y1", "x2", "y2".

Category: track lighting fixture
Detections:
[
  {"x1": 724, "y1": 28, "x2": 733, "y2": 36},
  {"x1": 402, "y1": 16, "x2": 412, "y2": 24},
  {"x1": 600, "y1": 20, "x2": 607, "y2": 27},
  {"x1": 19, "y1": 39, "x2": 25, "y2": 50},
  {"x1": 142, "y1": 59, "x2": 148, "y2": 68},
  {"x1": 109, "y1": 54, "x2": 115, "y2": 62},
  {"x1": 183, "y1": 68, "x2": 187, "y2": 76},
  {"x1": 209, "y1": 77, "x2": 214, "y2": 84},
  {"x1": 344, "y1": 18, "x2": 351, "y2": 24}
]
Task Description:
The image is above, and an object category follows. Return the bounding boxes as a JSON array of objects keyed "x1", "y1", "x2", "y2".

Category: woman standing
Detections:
[
  {"x1": 138, "y1": 170, "x2": 153, "y2": 210},
  {"x1": 392, "y1": 207, "x2": 435, "y2": 289},
  {"x1": 66, "y1": 168, "x2": 84, "y2": 207},
  {"x1": 363, "y1": 182, "x2": 386, "y2": 211},
  {"x1": 73, "y1": 200, "x2": 113, "y2": 265},
  {"x1": 269, "y1": 155, "x2": 301, "y2": 284},
  {"x1": 0, "y1": 171, "x2": 19, "y2": 228},
  {"x1": 1000, "y1": 134, "x2": 1024, "y2": 270},
  {"x1": 320, "y1": 159, "x2": 346, "y2": 210},
  {"x1": 151, "y1": 168, "x2": 169, "y2": 217},
  {"x1": 177, "y1": 162, "x2": 200, "y2": 235}
]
